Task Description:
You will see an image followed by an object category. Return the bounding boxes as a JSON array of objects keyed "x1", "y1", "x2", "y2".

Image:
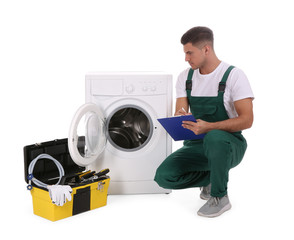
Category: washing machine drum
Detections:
[{"x1": 107, "y1": 107, "x2": 152, "y2": 150}]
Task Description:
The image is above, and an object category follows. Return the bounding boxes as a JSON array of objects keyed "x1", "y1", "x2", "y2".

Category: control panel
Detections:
[
  {"x1": 87, "y1": 73, "x2": 172, "y2": 96},
  {"x1": 124, "y1": 78, "x2": 167, "y2": 95}
]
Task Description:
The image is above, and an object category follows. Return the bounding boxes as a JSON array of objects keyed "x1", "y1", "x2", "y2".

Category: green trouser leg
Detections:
[
  {"x1": 154, "y1": 139, "x2": 210, "y2": 189},
  {"x1": 203, "y1": 130, "x2": 247, "y2": 197},
  {"x1": 154, "y1": 130, "x2": 247, "y2": 197}
]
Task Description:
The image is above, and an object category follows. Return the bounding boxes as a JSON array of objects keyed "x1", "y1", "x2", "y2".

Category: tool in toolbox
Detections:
[
  {"x1": 61, "y1": 168, "x2": 110, "y2": 186},
  {"x1": 80, "y1": 169, "x2": 110, "y2": 184},
  {"x1": 80, "y1": 171, "x2": 96, "y2": 181}
]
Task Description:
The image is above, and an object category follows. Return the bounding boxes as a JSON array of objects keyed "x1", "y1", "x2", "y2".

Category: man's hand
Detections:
[
  {"x1": 174, "y1": 108, "x2": 192, "y2": 116},
  {"x1": 174, "y1": 97, "x2": 189, "y2": 116},
  {"x1": 182, "y1": 119, "x2": 211, "y2": 135}
]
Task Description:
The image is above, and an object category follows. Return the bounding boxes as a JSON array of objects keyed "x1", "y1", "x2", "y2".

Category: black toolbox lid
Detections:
[{"x1": 24, "y1": 138, "x2": 85, "y2": 185}]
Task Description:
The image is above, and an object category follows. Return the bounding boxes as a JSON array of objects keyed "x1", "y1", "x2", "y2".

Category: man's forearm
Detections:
[{"x1": 208, "y1": 116, "x2": 253, "y2": 133}]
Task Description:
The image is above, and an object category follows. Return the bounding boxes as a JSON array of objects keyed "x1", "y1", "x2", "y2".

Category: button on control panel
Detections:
[
  {"x1": 125, "y1": 84, "x2": 135, "y2": 94},
  {"x1": 124, "y1": 78, "x2": 167, "y2": 95}
]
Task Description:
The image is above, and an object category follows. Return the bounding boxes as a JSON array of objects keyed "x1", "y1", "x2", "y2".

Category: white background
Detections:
[{"x1": 1, "y1": 0, "x2": 293, "y2": 239}]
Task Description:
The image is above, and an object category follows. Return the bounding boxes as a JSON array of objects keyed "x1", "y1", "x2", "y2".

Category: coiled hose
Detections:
[{"x1": 27, "y1": 153, "x2": 65, "y2": 190}]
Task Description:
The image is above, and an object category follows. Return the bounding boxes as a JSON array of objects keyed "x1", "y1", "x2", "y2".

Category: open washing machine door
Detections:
[{"x1": 68, "y1": 103, "x2": 106, "y2": 167}]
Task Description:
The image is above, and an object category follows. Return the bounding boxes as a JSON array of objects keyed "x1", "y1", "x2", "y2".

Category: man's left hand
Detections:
[{"x1": 182, "y1": 119, "x2": 211, "y2": 135}]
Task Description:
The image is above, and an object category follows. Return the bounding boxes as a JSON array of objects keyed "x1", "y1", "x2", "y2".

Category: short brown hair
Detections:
[{"x1": 181, "y1": 26, "x2": 214, "y2": 48}]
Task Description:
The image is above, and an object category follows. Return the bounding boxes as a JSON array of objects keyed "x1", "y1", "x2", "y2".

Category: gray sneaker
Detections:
[
  {"x1": 197, "y1": 195, "x2": 232, "y2": 217},
  {"x1": 200, "y1": 184, "x2": 211, "y2": 200}
]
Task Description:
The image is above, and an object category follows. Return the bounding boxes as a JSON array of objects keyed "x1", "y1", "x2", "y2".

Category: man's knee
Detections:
[
  {"x1": 154, "y1": 163, "x2": 175, "y2": 189},
  {"x1": 154, "y1": 154, "x2": 186, "y2": 189},
  {"x1": 203, "y1": 130, "x2": 231, "y2": 157},
  {"x1": 204, "y1": 130, "x2": 229, "y2": 145}
]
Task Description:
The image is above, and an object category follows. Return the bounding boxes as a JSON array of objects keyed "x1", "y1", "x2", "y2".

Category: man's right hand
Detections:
[
  {"x1": 174, "y1": 97, "x2": 190, "y2": 116},
  {"x1": 174, "y1": 107, "x2": 192, "y2": 116}
]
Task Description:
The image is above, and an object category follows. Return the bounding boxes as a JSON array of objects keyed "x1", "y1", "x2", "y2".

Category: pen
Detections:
[{"x1": 181, "y1": 107, "x2": 187, "y2": 113}]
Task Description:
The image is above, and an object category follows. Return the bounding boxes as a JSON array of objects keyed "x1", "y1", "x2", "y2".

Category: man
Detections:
[{"x1": 154, "y1": 26, "x2": 254, "y2": 217}]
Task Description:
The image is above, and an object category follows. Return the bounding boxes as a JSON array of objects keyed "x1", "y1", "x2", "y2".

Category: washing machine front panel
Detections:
[{"x1": 84, "y1": 73, "x2": 172, "y2": 194}]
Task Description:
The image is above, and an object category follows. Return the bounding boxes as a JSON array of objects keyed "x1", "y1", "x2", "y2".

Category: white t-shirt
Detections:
[{"x1": 176, "y1": 61, "x2": 254, "y2": 118}]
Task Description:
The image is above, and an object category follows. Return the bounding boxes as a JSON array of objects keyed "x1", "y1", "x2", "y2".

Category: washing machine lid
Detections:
[{"x1": 68, "y1": 103, "x2": 106, "y2": 167}]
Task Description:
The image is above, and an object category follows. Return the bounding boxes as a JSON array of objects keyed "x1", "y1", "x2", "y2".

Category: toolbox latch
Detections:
[{"x1": 97, "y1": 181, "x2": 105, "y2": 192}]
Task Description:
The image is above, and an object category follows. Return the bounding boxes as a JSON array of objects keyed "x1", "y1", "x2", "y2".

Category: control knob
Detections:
[
  {"x1": 151, "y1": 86, "x2": 156, "y2": 91},
  {"x1": 126, "y1": 84, "x2": 135, "y2": 94}
]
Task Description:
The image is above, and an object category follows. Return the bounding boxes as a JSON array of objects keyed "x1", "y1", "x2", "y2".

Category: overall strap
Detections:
[
  {"x1": 186, "y1": 68, "x2": 194, "y2": 98},
  {"x1": 186, "y1": 65, "x2": 235, "y2": 96},
  {"x1": 218, "y1": 65, "x2": 235, "y2": 93}
]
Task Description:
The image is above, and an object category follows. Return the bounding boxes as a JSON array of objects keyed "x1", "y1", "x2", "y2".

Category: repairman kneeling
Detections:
[{"x1": 154, "y1": 26, "x2": 254, "y2": 217}]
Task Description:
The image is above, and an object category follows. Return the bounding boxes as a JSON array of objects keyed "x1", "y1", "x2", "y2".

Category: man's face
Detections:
[{"x1": 183, "y1": 43, "x2": 206, "y2": 70}]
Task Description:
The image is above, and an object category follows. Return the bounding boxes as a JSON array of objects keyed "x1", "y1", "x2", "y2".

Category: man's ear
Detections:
[{"x1": 203, "y1": 45, "x2": 210, "y2": 55}]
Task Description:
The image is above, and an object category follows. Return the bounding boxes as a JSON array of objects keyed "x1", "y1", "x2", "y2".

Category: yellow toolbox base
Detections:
[{"x1": 31, "y1": 178, "x2": 110, "y2": 221}]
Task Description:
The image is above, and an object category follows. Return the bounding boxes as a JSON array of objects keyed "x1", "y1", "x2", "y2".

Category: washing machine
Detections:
[{"x1": 68, "y1": 72, "x2": 172, "y2": 194}]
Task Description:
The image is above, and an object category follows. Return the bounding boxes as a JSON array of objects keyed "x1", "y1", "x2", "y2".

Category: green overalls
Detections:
[{"x1": 154, "y1": 66, "x2": 247, "y2": 197}]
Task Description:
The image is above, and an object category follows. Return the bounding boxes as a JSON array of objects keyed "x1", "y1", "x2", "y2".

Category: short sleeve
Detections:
[
  {"x1": 176, "y1": 69, "x2": 189, "y2": 98},
  {"x1": 229, "y1": 68, "x2": 254, "y2": 102}
]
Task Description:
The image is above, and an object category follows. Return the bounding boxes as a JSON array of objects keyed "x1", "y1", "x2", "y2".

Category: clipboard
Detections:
[{"x1": 157, "y1": 115, "x2": 206, "y2": 141}]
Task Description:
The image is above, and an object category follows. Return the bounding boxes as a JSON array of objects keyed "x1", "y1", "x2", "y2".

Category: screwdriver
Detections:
[
  {"x1": 80, "y1": 171, "x2": 96, "y2": 181},
  {"x1": 94, "y1": 168, "x2": 110, "y2": 178}
]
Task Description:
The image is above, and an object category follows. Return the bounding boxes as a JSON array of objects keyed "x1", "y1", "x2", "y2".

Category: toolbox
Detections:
[{"x1": 24, "y1": 138, "x2": 110, "y2": 221}]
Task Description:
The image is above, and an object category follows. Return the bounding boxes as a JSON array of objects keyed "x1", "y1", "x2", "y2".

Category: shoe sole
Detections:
[{"x1": 197, "y1": 203, "x2": 232, "y2": 218}]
